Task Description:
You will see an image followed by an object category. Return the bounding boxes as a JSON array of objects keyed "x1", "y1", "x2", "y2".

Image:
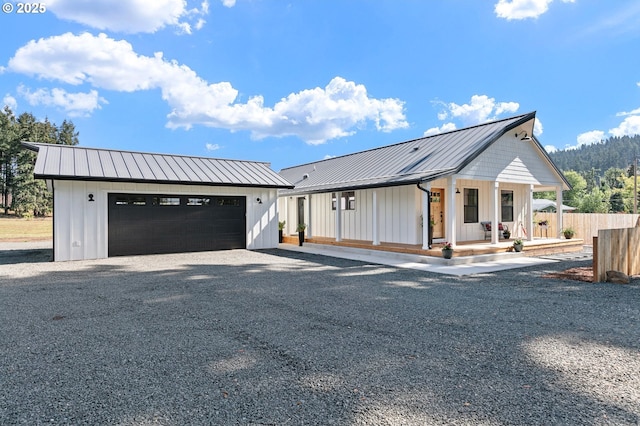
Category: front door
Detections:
[{"x1": 430, "y1": 188, "x2": 444, "y2": 239}]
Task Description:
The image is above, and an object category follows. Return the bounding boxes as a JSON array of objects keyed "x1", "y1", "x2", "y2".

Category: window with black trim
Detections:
[
  {"x1": 187, "y1": 197, "x2": 211, "y2": 206},
  {"x1": 344, "y1": 191, "x2": 355, "y2": 210},
  {"x1": 501, "y1": 190, "x2": 514, "y2": 222},
  {"x1": 217, "y1": 198, "x2": 240, "y2": 206},
  {"x1": 331, "y1": 192, "x2": 356, "y2": 210},
  {"x1": 153, "y1": 197, "x2": 180, "y2": 206},
  {"x1": 115, "y1": 196, "x2": 146, "y2": 206},
  {"x1": 464, "y1": 188, "x2": 478, "y2": 223}
]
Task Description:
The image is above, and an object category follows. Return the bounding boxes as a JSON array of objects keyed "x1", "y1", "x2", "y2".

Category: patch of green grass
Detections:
[{"x1": 0, "y1": 216, "x2": 53, "y2": 241}]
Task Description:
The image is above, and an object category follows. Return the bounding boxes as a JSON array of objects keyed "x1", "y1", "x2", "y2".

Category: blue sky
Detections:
[{"x1": 1, "y1": 0, "x2": 640, "y2": 171}]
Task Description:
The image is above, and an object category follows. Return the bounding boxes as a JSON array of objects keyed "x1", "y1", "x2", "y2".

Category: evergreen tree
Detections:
[
  {"x1": 0, "y1": 107, "x2": 79, "y2": 217},
  {"x1": 0, "y1": 107, "x2": 19, "y2": 214}
]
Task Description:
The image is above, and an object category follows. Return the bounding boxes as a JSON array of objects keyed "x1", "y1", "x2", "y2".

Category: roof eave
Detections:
[{"x1": 35, "y1": 174, "x2": 295, "y2": 189}]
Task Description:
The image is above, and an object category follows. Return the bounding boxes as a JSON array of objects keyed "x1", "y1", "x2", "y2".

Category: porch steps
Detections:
[{"x1": 282, "y1": 235, "x2": 584, "y2": 262}]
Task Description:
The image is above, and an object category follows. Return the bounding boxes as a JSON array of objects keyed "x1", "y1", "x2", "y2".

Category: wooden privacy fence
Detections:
[
  {"x1": 535, "y1": 212, "x2": 640, "y2": 241},
  {"x1": 593, "y1": 227, "x2": 640, "y2": 282}
]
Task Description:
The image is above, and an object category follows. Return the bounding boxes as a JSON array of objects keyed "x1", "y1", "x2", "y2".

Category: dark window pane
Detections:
[
  {"x1": 464, "y1": 188, "x2": 478, "y2": 223},
  {"x1": 115, "y1": 196, "x2": 146, "y2": 206},
  {"x1": 343, "y1": 191, "x2": 356, "y2": 210},
  {"x1": 217, "y1": 198, "x2": 240, "y2": 206},
  {"x1": 153, "y1": 197, "x2": 181, "y2": 206},
  {"x1": 501, "y1": 190, "x2": 513, "y2": 222},
  {"x1": 187, "y1": 197, "x2": 211, "y2": 206}
]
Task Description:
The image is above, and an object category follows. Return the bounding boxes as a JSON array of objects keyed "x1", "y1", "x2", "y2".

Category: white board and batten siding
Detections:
[
  {"x1": 281, "y1": 185, "x2": 422, "y2": 245},
  {"x1": 53, "y1": 180, "x2": 278, "y2": 261}
]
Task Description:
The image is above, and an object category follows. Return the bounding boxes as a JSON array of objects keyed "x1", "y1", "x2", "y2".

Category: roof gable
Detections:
[
  {"x1": 279, "y1": 112, "x2": 537, "y2": 194},
  {"x1": 23, "y1": 143, "x2": 294, "y2": 189}
]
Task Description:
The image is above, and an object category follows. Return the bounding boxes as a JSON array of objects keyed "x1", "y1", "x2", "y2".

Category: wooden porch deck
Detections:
[{"x1": 282, "y1": 235, "x2": 585, "y2": 258}]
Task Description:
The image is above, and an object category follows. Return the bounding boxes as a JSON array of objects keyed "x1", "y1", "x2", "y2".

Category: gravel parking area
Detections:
[{"x1": 1, "y1": 248, "x2": 639, "y2": 425}]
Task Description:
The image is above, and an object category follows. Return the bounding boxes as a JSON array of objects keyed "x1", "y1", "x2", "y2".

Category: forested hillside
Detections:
[
  {"x1": 549, "y1": 135, "x2": 640, "y2": 174},
  {"x1": 542, "y1": 134, "x2": 640, "y2": 213}
]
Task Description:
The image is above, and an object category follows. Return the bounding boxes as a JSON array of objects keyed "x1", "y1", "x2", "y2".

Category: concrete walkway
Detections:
[{"x1": 279, "y1": 242, "x2": 590, "y2": 276}]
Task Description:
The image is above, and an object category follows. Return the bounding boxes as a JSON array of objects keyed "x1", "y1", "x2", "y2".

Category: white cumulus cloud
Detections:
[
  {"x1": 494, "y1": 0, "x2": 575, "y2": 21},
  {"x1": 6, "y1": 32, "x2": 407, "y2": 145},
  {"x1": 609, "y1": 115, "x2": 640, "y2": 138},
  {"x1": 17, "y1": 85, "x2": 107, "y2": 117},
  {"x1": 424, "y1": 122, "x2": 457, "y2": 137},
  {"x1": 533, "y1": 117, "x2": 544, "y2": 136},
  {"x1": 576, "y1": 130, "x2": 605, "y2": 147},
  {"x1": 432, "y1": 94, "x2": 520, "y2": 128},
  {"x1": 205, "y1": 143, "x2": 221, "y2": 151},
  {"x1": 46, "y1": 0, "x2": 211, "y2": 34},
  {"x1": 3, "y1": 94, "x2": 17, "y2": 111}
]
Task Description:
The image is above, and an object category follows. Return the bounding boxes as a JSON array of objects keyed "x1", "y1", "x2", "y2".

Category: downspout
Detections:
[{"x1": 416, "y1": 182, "x2": 432, "y2": 249}]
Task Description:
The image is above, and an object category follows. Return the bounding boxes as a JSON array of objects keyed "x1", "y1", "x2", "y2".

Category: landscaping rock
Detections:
[{"x1": 606, "y1": 270, "x2": 630, "y2": 284}]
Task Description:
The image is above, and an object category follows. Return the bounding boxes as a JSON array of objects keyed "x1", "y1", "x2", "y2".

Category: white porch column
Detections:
[
  {"x1": 335, "y1": 192, "x2": 342, "y2": 242},
  {"x1": 491, "y1": 181, "x2": 500, "y2": 245},
  {"x1": 307, "y1": 194, "x2": 313, "y2": 239},
  {"x1": 527, "y1": 185, "x2": 534, "y2": 241},
  {"x1": 556, "y1": 185, "x2": 563, "y2": 239},
  {"x1": 372, "y1": 190, "x2": 380, "y2": 245},
  {"x1": 283, "y1": 196, "x2": 289, "y2": 234},
  {"x1": 421, "y1": 182, "x2": 431, "y2": 250},
  {"x1": 447, "y1": 177, "x2": 457, "y2": 246}
]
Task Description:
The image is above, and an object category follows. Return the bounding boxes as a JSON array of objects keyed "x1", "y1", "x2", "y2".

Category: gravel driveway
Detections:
[{"x1": 1, "y1": 248, "x2": 639, "y2": 425}]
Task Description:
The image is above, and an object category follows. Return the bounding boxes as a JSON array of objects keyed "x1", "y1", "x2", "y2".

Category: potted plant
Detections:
[
  {"x1": 296, "y1": 223, "x2": 306, "y2": 246},
  {"x1": 441, "y1": 241, "x2": 453, "y2": 259},
  {"x1": 563, "y1": 227, "x2": 575, "y2": 239},
  {"x1": 502, "y1": 225, "x2": 511, "y2": 239},
  {"x1": 278, "y1": 220, "x2": 286, "y2": 243},
  {"x1": 513, "y1": 238, "x2": 523, "y2": 252}
]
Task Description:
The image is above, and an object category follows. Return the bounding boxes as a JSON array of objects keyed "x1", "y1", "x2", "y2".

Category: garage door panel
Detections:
[{"x1": 108, "y1": 193, "x2": 246, "y2": 257}]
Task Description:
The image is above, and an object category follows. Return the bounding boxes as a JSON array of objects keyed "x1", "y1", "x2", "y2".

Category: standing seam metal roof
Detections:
[
  {"x1": 23, "y1": 142, "x2": 294, "y2": 189},
  {"x1": 278, "y1": 112, "x2": 554, "y2": 195}
]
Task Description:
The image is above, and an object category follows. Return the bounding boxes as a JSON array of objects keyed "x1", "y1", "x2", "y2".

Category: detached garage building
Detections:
[{"x1": 24, "y1": 143, "x2": 293, "y2": 261}]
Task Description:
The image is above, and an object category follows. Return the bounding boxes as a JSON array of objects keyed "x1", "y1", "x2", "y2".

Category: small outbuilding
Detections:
[{"x1": 24, "y1": 143, "x2": 293, "y2": 261}]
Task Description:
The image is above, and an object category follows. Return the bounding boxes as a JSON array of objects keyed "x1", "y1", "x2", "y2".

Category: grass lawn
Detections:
[{"x1": 0, "y1": 215, "x2": 53, "y2": 241}]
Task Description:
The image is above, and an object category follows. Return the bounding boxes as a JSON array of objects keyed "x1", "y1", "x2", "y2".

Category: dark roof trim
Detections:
[
  {"x1": 279, "y1": 168, "x2": 457, "y2": 195},
  {"x1": 35, "y1": 174, "x2": 291, "y2": 189},
  {"x1": 528, "y1": 135, "x2": 572, "y2": 190}
]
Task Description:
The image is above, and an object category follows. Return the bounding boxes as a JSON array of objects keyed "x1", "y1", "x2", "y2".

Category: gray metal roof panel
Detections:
[
  {"x1": 86, "y1": 149, "x2": 103, "y2": 178},
  {"x1": 121, "y1": 152, "x2": 143, "y2": 180},
  {"x1": 60, "y1": 147, "x2": 74, "y2": 176},
  {"x1": 22, "y1": 143, "x2": 293, "y2": 188},
  {"x1": 97, "y1": 150, "x2": 118, "y2": 178},
  {"x1": 73, "y1": 149, "x2": 90, "y2": 176},
  {"x1": 42, "y1": 146, "x2": 60, "y2": 176},
  {"x1": 131, "y1": 153, "x2": 155, "y2": 180},
  {"x1": 279, "y1": 113, "x2": 536, "y2": 194}
]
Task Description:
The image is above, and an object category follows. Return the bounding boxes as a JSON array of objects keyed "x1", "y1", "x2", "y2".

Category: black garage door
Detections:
[{"x1": 108, "y1": 194, "x2": 246, "y2": 257}]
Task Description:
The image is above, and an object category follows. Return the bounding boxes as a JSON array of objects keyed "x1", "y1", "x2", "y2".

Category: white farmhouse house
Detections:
[
  {"x1": 24, "y1": 143, "x2": 293, "y2": 261},
  {"x1": 277, "y1": 112, "x2": 569, "y2": 248}
]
